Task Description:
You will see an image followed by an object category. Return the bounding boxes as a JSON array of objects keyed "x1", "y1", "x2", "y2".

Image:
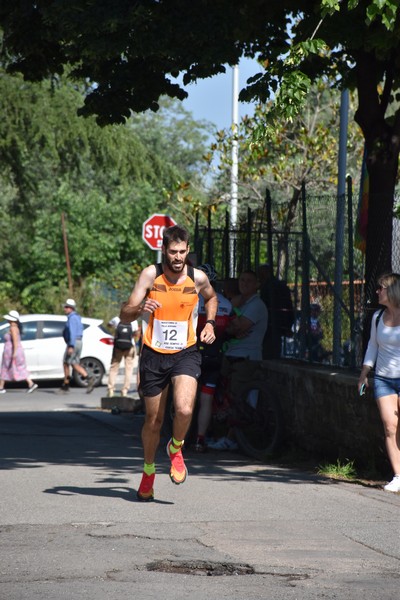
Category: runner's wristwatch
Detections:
[{"x1": 206, "y1": 319, "x2": 216, "y2": 329}]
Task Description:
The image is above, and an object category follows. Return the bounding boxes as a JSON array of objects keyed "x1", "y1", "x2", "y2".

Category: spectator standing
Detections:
[
  {"x1": 0, "y1": 310, "x2": 38, "y2": 393},
  {"x1": 194, "y1": 264, "x2": 233, "y2": 452},
  {"x1": 358, "y1": 273, "x2": 400, "y2": 493},
  {"x1": 258, "y1": 263, "x2": 294, "y2": 359},
  {"x1": 120, "y1": 225, "x2": 218, "y2": 501},
  {"x1": 208, "y1": 270, "x2": 268, "y2": 450},
  {"x1": 107, "y1": 316, "x2": 139, "y2": 398},
  {"x1": 59, "y1": 299, "x2": 95, "y2": 394}
]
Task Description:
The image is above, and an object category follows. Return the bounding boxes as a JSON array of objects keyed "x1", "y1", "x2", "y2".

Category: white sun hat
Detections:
[
  {"x1": 108, "y1": 316, "x2": 120, "y2": 328},
  {"x1": 64, "y1": 298, "x2": 77, "y2": 309},
  {"x1": 3, "y1": 310, "x2": 20, "y2": 322}
]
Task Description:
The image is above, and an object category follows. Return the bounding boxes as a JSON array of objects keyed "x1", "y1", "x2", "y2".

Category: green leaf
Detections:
[{"x1": 366, "y1": 0, "x2": 399, "y2": 29}]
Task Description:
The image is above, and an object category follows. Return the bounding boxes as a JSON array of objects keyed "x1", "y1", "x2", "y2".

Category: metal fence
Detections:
[{"x1": 193, "y1": 179, "x2": 368, "y2": 368}]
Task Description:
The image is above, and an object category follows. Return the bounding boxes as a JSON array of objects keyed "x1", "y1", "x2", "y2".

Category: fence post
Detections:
[
  {"x1": 194, "y1": 212, "x2": 200, "y2": 262},
  {"x1": 300, "y1": 182, "x2": 310, "y2": 360},
  {"x1": 265, "y1": 188, "x2": 278, "y2": 351},
  {"x1": 332, "y1": 89, "x2": 349, "y2": 364},
  {"x1": 224, "y1": 210, "x2": 230, "y2": 279},
  {"x1": 333, "y1": 189, "x2": 346, "y2": 365},
  {"x1": 246, "y1": 207, "x2": 252, "y2": 269},
  {"x1": 265, "y1": 189, "x2": 274, "y2": 268},
  {"x1": 207, "y1": 209, "x2": 212, "y2": 264},
  {"x1": 229, "y1": 211, "x2": 236, "y2": 278},
  {"x1": 294, "y1": 239, "x2": 300, "y2": 330},
  {"x1": 347, "y1": 176, "x2": 356, "y2": 367}
]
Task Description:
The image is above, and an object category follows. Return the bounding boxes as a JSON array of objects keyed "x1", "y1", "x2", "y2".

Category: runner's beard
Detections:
[{"x1": 165, "y1": 256, "x2": 185, "y2": 273}]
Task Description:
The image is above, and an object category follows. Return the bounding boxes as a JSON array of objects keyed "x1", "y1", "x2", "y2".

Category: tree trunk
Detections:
[
  {"x1": 361, "y1": 161, "x2": 397, "y2": 350},
  {"x1": 354, "y1": 51, "x2": 400, "y2": 348},
  {"x1": 275, "y1": 187, "x2": 302, "y2": 279},
  {"x1": 355, "y1": 51, "x2": 400, "y2": 286},
  {"x1": 365, "y1": 162, "x2": 396, "y2": 294}
]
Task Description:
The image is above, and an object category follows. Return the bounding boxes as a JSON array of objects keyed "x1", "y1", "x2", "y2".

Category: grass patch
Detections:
[
  {"x1": 317, "y1": 459, "x2": 357, "y2": 480},
  {"x1": 258, "y1": 442, "x2": 387, "y2": 485}
]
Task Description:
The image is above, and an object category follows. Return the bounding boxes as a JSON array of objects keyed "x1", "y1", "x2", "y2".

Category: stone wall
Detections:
[{"x1": 261, "y1": 360, "x2": 389, "y2": 472}]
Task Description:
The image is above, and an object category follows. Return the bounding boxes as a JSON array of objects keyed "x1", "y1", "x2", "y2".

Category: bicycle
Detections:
[
  {"x1": 212, "y1": 357, "x2": 284, "y2": 460},
  {"x1": 163, "y1": 357, "x2": 284, "y2": 461}
]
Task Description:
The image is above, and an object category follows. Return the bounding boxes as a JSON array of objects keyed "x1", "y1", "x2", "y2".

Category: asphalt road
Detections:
[{"x1": 1, "y1": 382, "x2": 399, "y2": 600}]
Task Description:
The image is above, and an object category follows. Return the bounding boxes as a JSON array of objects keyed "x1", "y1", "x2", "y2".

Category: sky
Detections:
[{"x1": 180, "y1": 57, "x2": 260, "y2": 132}]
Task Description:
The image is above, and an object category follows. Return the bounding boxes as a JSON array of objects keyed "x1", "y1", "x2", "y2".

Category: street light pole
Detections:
[
  {"x1": 231, "y1": 65, "x2": 239, "y2": 227},
  {"x1": 230, "y1": 64, "x2": 239, "y2": 275}
]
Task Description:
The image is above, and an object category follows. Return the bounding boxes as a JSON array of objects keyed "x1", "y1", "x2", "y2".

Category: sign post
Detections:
[{"x1": 142, "y1": 214, "x2": 177, "y2": 262}]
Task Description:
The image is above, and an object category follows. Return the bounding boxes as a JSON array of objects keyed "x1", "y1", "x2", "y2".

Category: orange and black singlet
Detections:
[{"x1": 142, "y1": 264, "x2": 199, "y2": 354}]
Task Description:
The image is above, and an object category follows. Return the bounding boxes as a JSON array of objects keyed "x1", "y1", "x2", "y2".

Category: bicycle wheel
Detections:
[{"x1": 233, "y1": 381, "x2": 284, "y2": 460}]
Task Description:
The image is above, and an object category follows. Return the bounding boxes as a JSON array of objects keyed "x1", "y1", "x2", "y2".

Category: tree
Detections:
[
  {"x1": 0, "y1": 1, "x2": 399, "y2": 295},
  {"x1": 208, "y1": 82, "x2": 364, "y2": 276},
  {"x1": 210, "y1": 83, "x2": 363, "y2": 213},
  {"x1": 0, "y1": 70, "x2": 210, "y2": 313}
]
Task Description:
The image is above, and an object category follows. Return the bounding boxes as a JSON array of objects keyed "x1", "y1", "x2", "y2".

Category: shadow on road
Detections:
[
  {"x1": 0, "y1": 410, "x2": 328, "y2": 488},
  {"x1": 43, "y1": 484, "x2": 174, "y2": 505}
]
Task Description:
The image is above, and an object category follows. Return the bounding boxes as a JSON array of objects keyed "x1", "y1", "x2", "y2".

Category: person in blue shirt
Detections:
[{"x1": 59, "y1": 299, "x2": 95, "y2": 393}]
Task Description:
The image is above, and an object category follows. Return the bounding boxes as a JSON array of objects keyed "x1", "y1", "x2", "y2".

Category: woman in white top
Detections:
[{"x1": 358, "y1": 273, "x2": 400, "y2": 493}]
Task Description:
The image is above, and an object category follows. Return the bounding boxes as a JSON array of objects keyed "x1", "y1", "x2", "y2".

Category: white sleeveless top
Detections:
[{"x1": 364, "y1": 310, "x2": 400, "y2": 377}]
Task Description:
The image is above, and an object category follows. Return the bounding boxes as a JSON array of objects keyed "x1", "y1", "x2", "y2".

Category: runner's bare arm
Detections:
[
  {"x1": 120, "y1": 265, "x2": 161, "y2": 322},
  {"x1": 195, "y1": 268, "x2": 218, "y2": 344}
]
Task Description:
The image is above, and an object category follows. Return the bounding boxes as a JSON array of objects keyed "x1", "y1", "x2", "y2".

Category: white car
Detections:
[{"x1": 0, "y1": 314, "x2": 114, "y2": 387}]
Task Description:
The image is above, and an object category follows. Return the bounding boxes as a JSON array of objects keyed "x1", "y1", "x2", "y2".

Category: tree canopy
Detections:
[
  {"x1": 207, "y1": 82, "x2": 364, "y2": 279},
  {"x1": 1, "y1": 1, "x2": 400, "y2": 294},
  {"x1": 210, "y1": 83, "x2": 363, "y2": 214},
  {"x1": 0, "y1": 70, "x2": 210, "y2": 315}
]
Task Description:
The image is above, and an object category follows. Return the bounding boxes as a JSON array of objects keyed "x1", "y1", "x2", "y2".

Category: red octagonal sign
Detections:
[{"x1": 142, "y1": 214, "x2": 177, "y2": 250}]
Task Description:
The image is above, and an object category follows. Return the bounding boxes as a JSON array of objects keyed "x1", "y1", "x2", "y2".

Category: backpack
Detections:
[{"x1": 114, "y1": 322, "x2": 133, "y2": 350}]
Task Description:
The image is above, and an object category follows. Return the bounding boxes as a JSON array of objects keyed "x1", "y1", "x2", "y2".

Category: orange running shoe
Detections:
[
  {"x1": 137, "y1": 472, "x2": 155, "y2": 501},
  {"x1": 166, "y1": 439, "x2": 188, "y2": 485}
]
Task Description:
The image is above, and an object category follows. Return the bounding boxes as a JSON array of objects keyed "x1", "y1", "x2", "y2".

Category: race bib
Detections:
[{"x1": 152, "y1": 319, "x2": 188, "y2": 350}]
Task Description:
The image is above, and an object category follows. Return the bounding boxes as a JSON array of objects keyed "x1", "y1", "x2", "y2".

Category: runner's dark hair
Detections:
[{"x1": 162, "y1": 225, "x2": 189, "y2": 248}]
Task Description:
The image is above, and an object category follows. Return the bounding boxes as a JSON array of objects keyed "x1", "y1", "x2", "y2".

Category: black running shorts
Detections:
[{"x1": 139, "y1": 344, "x2": 202, "y2": 398}]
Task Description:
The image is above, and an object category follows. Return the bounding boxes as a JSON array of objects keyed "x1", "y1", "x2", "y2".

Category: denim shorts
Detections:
[{"x1": 374, "y1": 375, "x2": 400, "y2": 399}]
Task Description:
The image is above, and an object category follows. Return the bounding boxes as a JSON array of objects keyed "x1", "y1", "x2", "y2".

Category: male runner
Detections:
[{"x1": 120, "y1": 225, "x2": 218, "y2": 501}]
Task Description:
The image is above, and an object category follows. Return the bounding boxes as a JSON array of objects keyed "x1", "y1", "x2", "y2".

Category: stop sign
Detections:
[{"x1": 142, "y1": 214, "x2": 177, "y2": 250}]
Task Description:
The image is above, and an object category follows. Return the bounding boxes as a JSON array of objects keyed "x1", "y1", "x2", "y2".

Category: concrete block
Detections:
[{"x1": 101, "y1": 395, "x2": 142, "y2": 413}]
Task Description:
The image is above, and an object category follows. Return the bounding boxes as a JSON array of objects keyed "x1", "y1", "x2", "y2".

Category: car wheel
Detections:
[{"x1": 73, "y1": 357, "x2": 105, "y2": 388}]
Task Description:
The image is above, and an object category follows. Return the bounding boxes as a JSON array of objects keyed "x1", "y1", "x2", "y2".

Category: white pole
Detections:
[
  {"x1": 231, "y1": 65, "x2": 239, "y2": 227},
  {"x1": 230, "y1": 65, "x2": 239, "y2": 275}
]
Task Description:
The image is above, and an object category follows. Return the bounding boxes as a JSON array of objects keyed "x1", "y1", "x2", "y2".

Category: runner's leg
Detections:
[
  {"x1": 142, "y1": 385, "x2": 169, "y2": 464},
  {"x1": 171, "y1": 374, "x2": 198, "y2": 441}
]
